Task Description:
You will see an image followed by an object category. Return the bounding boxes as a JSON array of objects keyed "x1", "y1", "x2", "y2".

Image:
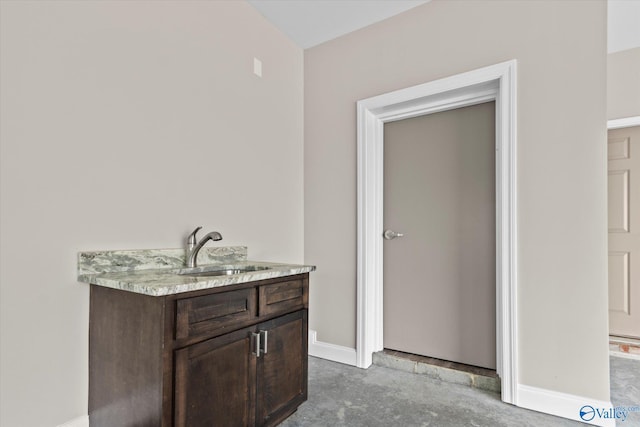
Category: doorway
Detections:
[
  {"x1": 356, "y1": 60, "x2": 517, "y2": 404},
  {"x1": 607, "y1": 118, "x2": 640, "y2": 345},
  {"x1": 383, "y1": 102, "x2": 497, "y2": 370}
]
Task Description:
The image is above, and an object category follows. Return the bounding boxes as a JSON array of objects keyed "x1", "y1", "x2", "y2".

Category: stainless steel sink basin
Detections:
[{"x1": 179, "y1": 266, "x2": 271, "y2": 277}]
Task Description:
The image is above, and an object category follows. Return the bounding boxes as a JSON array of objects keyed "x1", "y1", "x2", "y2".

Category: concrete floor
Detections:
[
  {"x1": 610, "y1": 356, "x2": 640, "y2": 426},
  {"x1": 280, "y1": 355, "x2": 640, "y2": 427}
]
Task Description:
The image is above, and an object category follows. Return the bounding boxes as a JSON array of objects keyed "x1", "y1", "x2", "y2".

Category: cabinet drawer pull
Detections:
[
  {"x1": 252, "y1": 332, "x2": 261, "y2": 358},
  {"x1": 260, "y1": 330, "x2": 268, "y2": 355}
]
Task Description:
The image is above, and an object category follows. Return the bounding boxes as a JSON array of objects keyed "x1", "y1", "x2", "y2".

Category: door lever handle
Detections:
[{"x1": 383, "y1": 229, "x2": 404, "y2": 240}]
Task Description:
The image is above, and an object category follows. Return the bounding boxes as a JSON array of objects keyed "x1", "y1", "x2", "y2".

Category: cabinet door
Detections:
[
  {"x1": 175, "y1": 326, "x2": 257, "y2": 427},
  {"x1": 256, "y1": 310, "x2": 308, "y2": 427}
]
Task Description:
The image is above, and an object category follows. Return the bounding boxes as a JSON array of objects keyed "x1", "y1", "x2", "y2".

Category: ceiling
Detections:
[
  {"x1": 608, "y1": 0, "x2": 640, "y2": 53},
  {"x1": 247, "y1": 0, "x2": 430, "y2": 49},
  {"x1": 248, "y1": 0, "x2": 640, "y2": 52}
]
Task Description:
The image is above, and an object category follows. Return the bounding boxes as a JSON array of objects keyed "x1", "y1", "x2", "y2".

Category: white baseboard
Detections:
[
  {"x1": 517, "y1": 384, "x2": 615, "y2": 427},
  {"x1": 57, "y1": 415, "x2": 89, "y2": 427},
  {"x1": 308, "y1": 329, "x2": 357, "y2": 366}
]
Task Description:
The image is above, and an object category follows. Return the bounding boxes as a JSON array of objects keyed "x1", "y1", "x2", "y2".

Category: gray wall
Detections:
[
  {"x1": 0, "y1": 1, "x2": 303, "y2": 425},
  {"x1": 305, "y1": 0, "x2": 610, "y2": 401},
  {"x1": 608, "y1": 47, "x2": 640, "y2": 119}
]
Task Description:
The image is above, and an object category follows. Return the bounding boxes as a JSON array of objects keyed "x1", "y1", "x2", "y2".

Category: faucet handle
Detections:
[{"x1": 187, "y1": 226, "x2": 202, "y2": 245}]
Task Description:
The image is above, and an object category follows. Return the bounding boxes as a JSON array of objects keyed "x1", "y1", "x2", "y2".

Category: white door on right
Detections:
[{"x1": 608, "y1": 125, "x2": 640, "y2": 339}]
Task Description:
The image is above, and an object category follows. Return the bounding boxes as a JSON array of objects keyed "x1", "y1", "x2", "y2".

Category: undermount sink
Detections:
[{"x1": 178, "y1": 265, "x2": 271, "y2": 277}]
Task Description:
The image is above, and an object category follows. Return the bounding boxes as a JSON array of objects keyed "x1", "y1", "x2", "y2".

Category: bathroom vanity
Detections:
[{"x1": 79, "y1": 248, "x2": 314, "y2": 427}]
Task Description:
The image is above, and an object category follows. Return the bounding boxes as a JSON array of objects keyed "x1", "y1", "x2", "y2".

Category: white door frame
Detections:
[
  {"x1": 356, "y1": 60, "x2": 518, "y2": 404},
  {"x1": 608, "y1": 116, "x2": 640, "y2": 130}
]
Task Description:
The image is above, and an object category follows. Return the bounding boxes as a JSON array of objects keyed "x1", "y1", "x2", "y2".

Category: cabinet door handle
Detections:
[
  {"x1": 260, "y1": 330, "x2": 268, "y2": 355},
  {"x1": 252, "y1": 332, "x2": 261, "y2": 358}
]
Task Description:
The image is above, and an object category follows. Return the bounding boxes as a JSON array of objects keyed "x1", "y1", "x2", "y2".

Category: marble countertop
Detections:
[{"x1": 77, "y1": 248, "x2": 315, "y2": 297}]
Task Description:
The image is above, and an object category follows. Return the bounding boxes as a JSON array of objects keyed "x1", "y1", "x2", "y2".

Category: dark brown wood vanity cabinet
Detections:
[{"x1": 89, "y1": 274, "x2": 309, "y2": 427}]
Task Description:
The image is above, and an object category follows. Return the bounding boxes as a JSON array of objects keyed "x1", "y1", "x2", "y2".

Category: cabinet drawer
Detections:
[
  {"x1": 259, "y1": 279, "x2": 305, "y2": 317},
  {"x1": 176, "y1": 288, "x2": 257, "y2": 340}
]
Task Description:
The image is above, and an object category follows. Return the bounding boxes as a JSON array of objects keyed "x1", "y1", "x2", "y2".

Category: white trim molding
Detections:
[
  {"x1": 610, "y1": 349, "x2": 640, "y2": 360},
  {"x1": 517, "y1": 385, "x2": 615, "y2": 427},
  {"x1": 56, "y1": 415, "x2": 89, "y2": 427},
  {"x1": 608, "y1": 116, "x2": 640, "y2": 130},
  {"x1": 356, "y1": 60, "x2": 518, "y2": 404},
  {"x1": 308, "y1": 329, "x2": 357, "y2": 366}
]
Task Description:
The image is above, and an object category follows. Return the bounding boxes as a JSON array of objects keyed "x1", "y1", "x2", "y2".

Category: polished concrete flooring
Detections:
[{"x1": 280, "y1": 355, "x2": 640, "y2": 427}]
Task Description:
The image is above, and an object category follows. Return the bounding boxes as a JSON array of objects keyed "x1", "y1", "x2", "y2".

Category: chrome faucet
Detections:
[{"x1": 186, "y1": 226, "x2": 223, "y2": 268}]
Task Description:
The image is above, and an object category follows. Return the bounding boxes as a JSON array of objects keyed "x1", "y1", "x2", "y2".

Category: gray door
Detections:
[{"x1": 383, "y1": 102, "x2": 496, "y2": 370}]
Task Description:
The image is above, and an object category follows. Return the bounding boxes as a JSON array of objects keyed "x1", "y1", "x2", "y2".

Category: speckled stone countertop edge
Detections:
[{"x1": 77, "y1": 248, "x2": 315, "y2": 297}]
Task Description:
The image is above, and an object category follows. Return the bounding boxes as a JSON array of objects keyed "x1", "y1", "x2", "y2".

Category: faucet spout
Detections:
[{"x1": 186, "y1": 229, "x2": 223, "y2": 268}]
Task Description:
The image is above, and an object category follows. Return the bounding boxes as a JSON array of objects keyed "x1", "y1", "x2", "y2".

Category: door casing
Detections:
[{"x1": 356, "y1": 60, "x2": 517, "y2": 404}]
